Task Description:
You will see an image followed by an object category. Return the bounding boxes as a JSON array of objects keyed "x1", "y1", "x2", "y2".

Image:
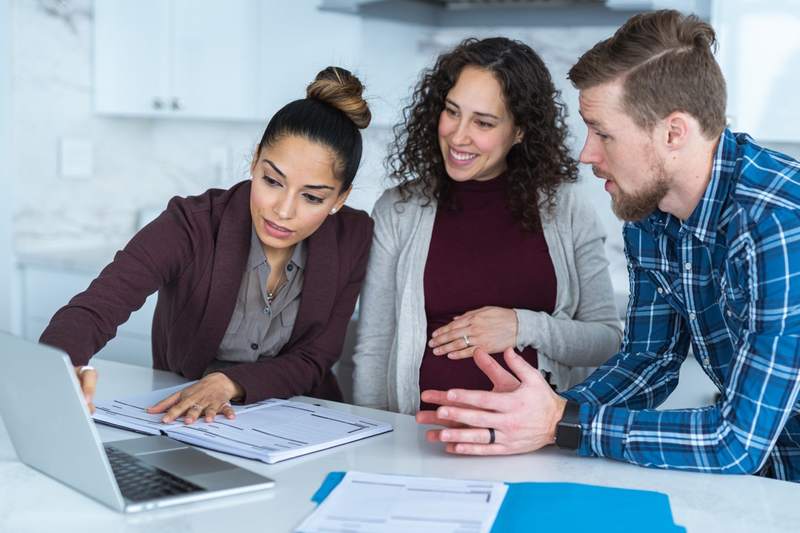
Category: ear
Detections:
[
  {"x1": 330, "y1": 186, "x2": 351, "y2": 214},
  {"x1": 663, "y1": 112, "x2": 692, "y2": 151},
  {"x1": 513, "y1": 127, "x2": 523, "y2": 145}
]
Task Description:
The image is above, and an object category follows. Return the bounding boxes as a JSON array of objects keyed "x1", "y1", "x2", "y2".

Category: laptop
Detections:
[{"x1": 0, "y1": 332, "x2": 275, "y2": 513}]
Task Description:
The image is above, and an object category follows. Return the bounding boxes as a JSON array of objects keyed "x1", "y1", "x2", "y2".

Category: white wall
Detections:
[{"x1": 0, "y1": 0, "x2": 16, "y2": 332}]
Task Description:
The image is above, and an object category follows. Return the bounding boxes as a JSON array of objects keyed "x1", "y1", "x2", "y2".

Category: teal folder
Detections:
[{"x1": 310, "y1": 472, "x2": 686, "y2": 533}]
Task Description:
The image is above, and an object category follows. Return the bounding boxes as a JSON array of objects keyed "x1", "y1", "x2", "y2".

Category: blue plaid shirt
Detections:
[{"x1": 562, "y1": 130, "x2": 800, "y2": 481}]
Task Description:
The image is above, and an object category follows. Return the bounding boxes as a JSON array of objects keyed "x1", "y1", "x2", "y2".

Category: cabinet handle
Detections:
[
  {"x1": 152, "y1": 98, "x2": 163, "y2": 110},
  {"x1": 171, "y1": 98, "x2": 181, "y2": 111}
]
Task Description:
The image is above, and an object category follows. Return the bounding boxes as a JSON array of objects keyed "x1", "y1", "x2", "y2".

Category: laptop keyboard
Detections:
[{"x1": 104, "y1": 445, "x2": 204, "y2": 502}]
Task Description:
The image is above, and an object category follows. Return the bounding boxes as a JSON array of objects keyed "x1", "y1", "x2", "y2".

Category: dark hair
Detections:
[
  {"x1": 568, "y1": 9, "x2": 726, "y2": 139},
  {"x1": 257, "y1": 66, "x2": 371, "y2": 192},
  {"x1": 387, "y1": 37, "x2": 578, "y2": 232}
]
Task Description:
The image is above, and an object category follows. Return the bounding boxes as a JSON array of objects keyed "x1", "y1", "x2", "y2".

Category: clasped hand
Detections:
[
  {"x1": 428, "y1": 306, "x2": 518, "y2": 359},
  {"x1": 416, "y1": 348, "x2": 567, "y2": 456}
]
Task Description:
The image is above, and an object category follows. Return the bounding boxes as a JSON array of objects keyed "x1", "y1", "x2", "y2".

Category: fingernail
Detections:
[
  {"x1": 433, "y1": 348, "x2": 440, "y2": 355},
  {"x1": 439, "y1": 408, "x2": 449, "y2": 418},
  {"x1": 441, "y1": 430, "x2": 449, "y2": 440},
  {"x1": 447, "y1": 390, "x2": 457, "y2": 401}
]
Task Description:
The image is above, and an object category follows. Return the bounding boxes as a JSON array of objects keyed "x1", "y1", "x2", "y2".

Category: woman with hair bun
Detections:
[
  {"x1": 41, "y1": 67, "x2": 374, "y2": 423},
  {"x1": 353, "y1": 38, "x2": 622, "y2": 415}
]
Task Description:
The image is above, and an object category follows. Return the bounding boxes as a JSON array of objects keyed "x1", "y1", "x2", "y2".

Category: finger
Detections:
[
  {"x1": 78, "y1": 368, "x2": 98, "y2": 405},
  {"x1": 474, "y1": 349, "x2": 520, "y2": 391},
  {"x1": 416, "y1": 409, "x2": 466, "y2": 428},
  {"x1": 503, "y1": 347, "x2": 544, "y2": 384},
  {"x1": 446, "y1": 442, "x2": 510, "y2": 456},
  {"x1": 204, "y1": 407, "x2": 218, "y2": 423},
  {"x1": 446, "y1": 347, "x2": 476, "y2": 360},
  {"x1": 440, "y1": 427, "x2": 499, "y2": 444},
  {"x1": 147, "y1": 391, "x2": 181, "y2": 414},
  {"x1": 432, "y1": 337, "x2": 470, "y2": 356},
  {"x1": 162, "y1": 399, "x2": 199, "y2": 423},
  {"x1": 453, "y1": 307, "x2": 484, "y2": 321},
  {"x1": 420, "y1": 389, "x2": 469, "y2": 407},
  {"x1": 444, "y1": 387, "x2": 515, "y2": 413},
  {"x1": 436, "y1": 405, "x2": 504, "y2": 429},
  {"x1": 181, "y1": 403, "x2": 205, "y2": 425},
  {"x1": 221, "y1": 403, "x2": 236, "y2": 419}
]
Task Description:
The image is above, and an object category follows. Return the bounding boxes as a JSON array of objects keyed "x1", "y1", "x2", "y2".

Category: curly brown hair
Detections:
[{"x1": 387, "y1": 37, "x2": 578, "y2": 231}]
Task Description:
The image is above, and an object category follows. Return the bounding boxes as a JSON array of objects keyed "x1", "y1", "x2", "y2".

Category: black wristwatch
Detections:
[{"x1": 555, "y1": 400, "x2": 582, "y2": 450}]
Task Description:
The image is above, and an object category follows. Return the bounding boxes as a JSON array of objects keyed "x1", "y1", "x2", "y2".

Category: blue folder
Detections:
[{"x1": 310, "y1": 472, "x2": 686, "y2": 533}]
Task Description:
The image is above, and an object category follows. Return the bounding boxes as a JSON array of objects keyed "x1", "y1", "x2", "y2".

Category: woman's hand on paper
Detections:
[
  {"x1": 428, "y1": 306, "x2": 518, "y2": 359},
  {"x1": 147, "y1": 372, "x2": 243, "y2": 424},
  {"x1": 74, "y1": 365, "x2": 98, "y2": 414}
]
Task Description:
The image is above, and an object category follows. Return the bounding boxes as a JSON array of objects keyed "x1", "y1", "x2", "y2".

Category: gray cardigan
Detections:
[{"x1": 352, "y1": 183, "x2": 623, "y2": 414}]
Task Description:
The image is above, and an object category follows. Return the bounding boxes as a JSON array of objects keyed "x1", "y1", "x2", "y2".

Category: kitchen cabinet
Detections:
[
  {"x1": 713, "y1": 0, "x2": 800, "y2": 142},
  {"x1": 94, "y1": 0, "x2": 261, "y2": 121}
]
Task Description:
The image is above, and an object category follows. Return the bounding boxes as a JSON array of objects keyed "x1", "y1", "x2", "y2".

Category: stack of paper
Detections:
[
  {"x1": 93, "y1": 383, "x2": 392, "y2": 464},
  {"x1": 302, "y1": 472, "x2": 686, "y2": 533},
  {"x1": 297, "y1": 471, "x2": 508, "y2": 533}
]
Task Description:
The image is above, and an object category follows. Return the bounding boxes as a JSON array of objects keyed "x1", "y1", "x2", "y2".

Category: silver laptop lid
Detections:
[{"x1": 0, "y1": 333, "x2": 125, "y2": 511}]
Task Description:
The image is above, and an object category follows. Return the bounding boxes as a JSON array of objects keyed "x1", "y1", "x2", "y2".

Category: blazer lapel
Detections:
[
  {"x1": 183, "y1": 183, "x2": 251, "y2": 377},
  {"x1": 288, "y1": 215, "x2": 339, "y2": 347}
]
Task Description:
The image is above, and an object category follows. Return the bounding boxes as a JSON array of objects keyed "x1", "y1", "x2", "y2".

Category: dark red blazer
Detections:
[{"x1": 40, "y1": 180, "x2": 373, "y2": 403}]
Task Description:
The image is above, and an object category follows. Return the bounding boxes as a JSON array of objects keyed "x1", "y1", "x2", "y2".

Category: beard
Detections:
[{"x1": 603, "y1": 158, "x2": 670, "y2": 222}]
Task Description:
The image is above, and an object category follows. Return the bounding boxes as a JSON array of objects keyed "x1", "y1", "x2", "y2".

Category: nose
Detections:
[
  {"x1": 578, "y1": 134, "x2": 601, "y2": 166},
  {"x1": 273, "y1": 190, "x2": 296, "y2": 220},
  {"x1": 451, "y1": 118, "x2": 470, "y2": 146}
]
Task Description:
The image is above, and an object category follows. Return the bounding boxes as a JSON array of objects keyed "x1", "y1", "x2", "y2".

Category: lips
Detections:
[
  {"x1": 447, "y1": 146, "x2": 478, "y2": 166},
  {"x1": 262, "y1": 218, "x2": 294, "y2": 239}
]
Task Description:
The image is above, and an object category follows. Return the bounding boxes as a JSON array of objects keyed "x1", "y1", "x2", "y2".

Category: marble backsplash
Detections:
[
  {"x1": 10, "y1": 0, "x2": 628, "y2": 253},
  {"x1": 20, "y1": 1, "x2": 800, "y2": 257}
]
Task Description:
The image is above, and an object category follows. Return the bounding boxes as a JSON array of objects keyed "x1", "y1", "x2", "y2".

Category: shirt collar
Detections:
[
  {"x1": 679, "y1": 128, "x2": 737, "y2": 245},
  {"x1": 248, "y1": 226, "x2": 307, "y2": 271}
]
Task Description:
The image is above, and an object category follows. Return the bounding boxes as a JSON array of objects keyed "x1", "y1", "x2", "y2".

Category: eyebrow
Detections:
[
  {"x1": 262, "y1": 158, "x2": 336, "y2": 191},
  {"x1": 445, "y1": 98, "x2": 500, "y2": 120},
  {"x1": 578, "y1": 110, "x2": 601, "y2": 127}
]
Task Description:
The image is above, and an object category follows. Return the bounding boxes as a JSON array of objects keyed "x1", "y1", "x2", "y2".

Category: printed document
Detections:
[
  {"x1": 295, "y1": 471, "x2": 508, "y2": 533},
  {"x1": 93, "y1": 383, "x2": 392, "y2": 463}
]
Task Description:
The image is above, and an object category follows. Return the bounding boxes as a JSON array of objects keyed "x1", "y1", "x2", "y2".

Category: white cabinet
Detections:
[
  {"x1": 713, "y1": 0, "x2": 800, "y2": 142},
  {"x1": 20, "y1": 263, "x2": 156, "y2": 368},
  {"x1": 94, "y1": 0, "x2": 261, "y2": 121},
  {"x1": 258, "y1": 3, "x2": 362, "y2": 119}
]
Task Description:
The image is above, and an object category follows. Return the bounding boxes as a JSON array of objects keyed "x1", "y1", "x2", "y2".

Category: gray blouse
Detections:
[{"x1": 213, "y1": 227, "x2": 305, "y2": 366}]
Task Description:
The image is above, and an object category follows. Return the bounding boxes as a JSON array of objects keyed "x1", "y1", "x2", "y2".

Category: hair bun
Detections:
[{"x1": 307, "y1": 66, "x2": 371, "y2": 129}]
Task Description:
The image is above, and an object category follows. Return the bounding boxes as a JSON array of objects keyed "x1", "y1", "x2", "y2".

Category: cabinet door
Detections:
[
  {"x1": 713, "y1": 0, "x2": 800, "y2": 142},
  {"x1": 94, "y1": 0, "x2": 170, "y2": 117},
  {"x1": 170, "y1": 0, "x2": 262, "y2": 120},
  {"x1": 258, "y1": 1, "x2": 362, "y2": 120}
]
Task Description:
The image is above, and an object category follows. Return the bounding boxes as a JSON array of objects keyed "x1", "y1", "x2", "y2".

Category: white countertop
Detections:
[{"x1": 1, "y1": 359, "x2": 798, "y2": 532}]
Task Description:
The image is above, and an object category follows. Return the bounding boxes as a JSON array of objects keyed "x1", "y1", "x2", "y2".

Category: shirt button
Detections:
[
  {"x1": 287, "y1": 264, "x2": 294, "y2": 272},
  {"x1": 684, "y1": 262, "x2": 692, "y2": 271},
  {"x1": 702, "y1": 357, "x2": 710, "y2": 366},
  {"x1": 657, "y1": 287, "x2": 664, "y2": 294},
  {"x1": 726, "y1": 310, "x2": 733, "y2": 317},
  {"x1": 263, "y1": 306, "x2": 270, "y2": 314},
  {"x1": 689, "y1": 312, "x2": 697, "y2": 321},
  {"x1": 250, "y1": 343, "x2": 259, "y2": 350}
]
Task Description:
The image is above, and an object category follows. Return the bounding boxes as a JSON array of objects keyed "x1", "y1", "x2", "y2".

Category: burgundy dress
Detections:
[{"x1": 419, "y1": 174, "x2": 557, "y2": 410}]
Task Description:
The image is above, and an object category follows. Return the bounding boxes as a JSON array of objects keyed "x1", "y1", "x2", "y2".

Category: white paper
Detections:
[
  {"x1": 93, "y1": 384, "x2": 392, "y2": 463},
  {"x1": 295, "y1": 471, "x2": 508, "y2": 533}
]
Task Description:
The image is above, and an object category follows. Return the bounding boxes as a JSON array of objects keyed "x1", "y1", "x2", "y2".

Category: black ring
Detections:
[{"x1": 488, "y1": 427, "x2": 496, "y2": 444}]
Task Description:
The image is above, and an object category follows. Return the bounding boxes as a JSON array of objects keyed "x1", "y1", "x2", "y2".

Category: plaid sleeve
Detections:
[
  {"x1": 562, "y1": 224, "x2": 691, "y2": 403},
  {"x1": 567, "y1": 213, "x2": 800, "y2": 473}
]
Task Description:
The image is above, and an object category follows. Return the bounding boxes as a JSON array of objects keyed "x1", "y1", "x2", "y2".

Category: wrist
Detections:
[
  {"x1": 209, "y1": 372, "x2": 244, "y2": 401},
  {"x1": 549, "y1": 395, "x2": 567, "y2": 443}
]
